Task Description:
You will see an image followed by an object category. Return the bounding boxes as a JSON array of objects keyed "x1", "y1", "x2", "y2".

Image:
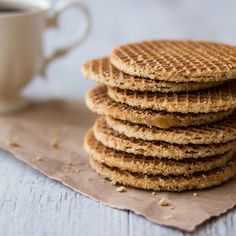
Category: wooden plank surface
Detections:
[
  {"x1": 1, "y1": 0, "x2": 236, "y2": 235},
  {"x1": 1, "y1": 151, "x2": 236, "y2": 236}
]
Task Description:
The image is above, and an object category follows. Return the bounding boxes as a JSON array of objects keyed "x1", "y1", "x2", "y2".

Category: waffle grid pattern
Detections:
[
  {"x1": 83, "y1": 40, "x2": 236, "y2": 191},
  {"x1": 90, "y1": 157, "x2": 236, "y2": 191},
  {"x1": 105, "y1": 114, "x2": 236, "y2": 145},
  {"x1": 82, "y1": 57, "x2": 223, "y2": 92},
  {"x1": 93, "y1": 117, "x2": 234, "y2": 159},
  {"x1": 111, "y1": 40, "x2": 236, "y2": 82},
  {"x1": 107, "y1": 82, "x2": 236, "y2": 113},
  {"x1": 86, "y1": 85, "x2": 233, "y2": 129},
  {"x1": 85, "y1": 129, "x2": 234, "y2": 176}
]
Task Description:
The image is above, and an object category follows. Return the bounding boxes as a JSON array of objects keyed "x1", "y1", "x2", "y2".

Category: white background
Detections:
[{"x1": 25, "y1": 0, "x2": 236, "y2": 99}]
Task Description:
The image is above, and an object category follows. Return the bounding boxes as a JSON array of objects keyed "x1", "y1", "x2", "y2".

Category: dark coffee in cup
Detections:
[{"x1": 0, "y1": 2, "x2": 38, "y2": 13}]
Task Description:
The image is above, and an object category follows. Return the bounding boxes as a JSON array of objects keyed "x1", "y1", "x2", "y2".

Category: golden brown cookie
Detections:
[
  {"x1": 111, "y1": 40, "x2": 236, "y2": 82},
  {"x1": 90, "y1": 157, "x2": 236, "y2": 191},
  {"x1": 82, "y1": 57, "x2": 223, "y2": 92},
  {"x1": 86, "y1": 85, "x2": 233, "y2": 128},
  {"x1": 105, "y1": 114, "x2": 236, "y2": 145},
  {"x1": 85, "y1": 129, "x2": 234, "y2": 176},
  {"x1": 107, "y1": 82, "x2": 236, "y2": 113},
  {"x1": 93, "y1": 117, "x2": 234, "y2": 159}
]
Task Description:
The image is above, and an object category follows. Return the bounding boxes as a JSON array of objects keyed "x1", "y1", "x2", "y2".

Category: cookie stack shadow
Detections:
[{"x1": 82, "y1": 40, "x2": 236, "y2": 192}]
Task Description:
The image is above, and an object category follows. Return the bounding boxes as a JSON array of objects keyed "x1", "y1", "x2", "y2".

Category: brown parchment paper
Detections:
[{"x1": 0, "y1": 100, "x2": 236, "y2": 232}]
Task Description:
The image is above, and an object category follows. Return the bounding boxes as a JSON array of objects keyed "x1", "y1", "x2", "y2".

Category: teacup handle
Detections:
[{"x1": 41, "y1": 1, "x2": 90, "y2": 75}]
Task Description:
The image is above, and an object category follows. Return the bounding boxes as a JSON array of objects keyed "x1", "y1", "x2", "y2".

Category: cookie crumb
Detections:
[
  {"x1": 137, "y1": 55, "x2": 143, "y2": 61},
  {"x1": 151, "y1": 192, "x2": 156, "y2": 195},
  {"x1": 158, "y1": 198, "x2": 170, "y2": 206},
  {"x1": 130, "y1": 60, "x2": 135, "y2": 65},
  {"x1": 36, "y1": 156, "x2": 43, "y2": 161},
  {"x1": 111, "y1": 180, "x2": 117, "y2": 186},
  {"x1": 5, "y1": 139, "x2": 20, "y2": 147},
  {"x1": 50, "y1": 138, "x2": 60, "y2": 148},
  {"x1": 116, "y1": 186, "x2": 126, "y2": 192},
  {"x1": 170, "y1": 206, "x2": 175, "y2": 210},
  {"x1": 193, "y1": 192, "x2": 199, "y2": 197},
  {"x1": 164, "y1": 215, "x2": 174, "y2": 220}
]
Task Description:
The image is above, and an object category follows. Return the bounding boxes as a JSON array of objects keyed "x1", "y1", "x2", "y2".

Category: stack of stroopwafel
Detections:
[{"x1": 82, "y1": 40, "x2": 236, "y2": 191}]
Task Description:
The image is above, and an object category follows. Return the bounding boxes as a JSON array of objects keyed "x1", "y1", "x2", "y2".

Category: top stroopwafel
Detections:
[
  {"x1": 111, "y1": 40, "x2": 236, "y2": 82},
  {"x1": 85, "y1": 85, "x2": 233, "y2": 128},
  {"x1": 82, "y1": 57, "x2": 223, "y2": 93},
  {"x1": 107, "y1": 81, "x2": 236, "y2": 113}
]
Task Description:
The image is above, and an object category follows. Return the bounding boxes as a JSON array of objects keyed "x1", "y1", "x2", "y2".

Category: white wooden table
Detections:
[{"x1": 1, "y1": 0, "x2": 236, "y2": 235}]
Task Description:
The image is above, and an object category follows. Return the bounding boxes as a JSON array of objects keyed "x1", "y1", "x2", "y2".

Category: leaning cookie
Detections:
[{"x1": 82, "y1": 57, "x2": 223, "y2": 93}]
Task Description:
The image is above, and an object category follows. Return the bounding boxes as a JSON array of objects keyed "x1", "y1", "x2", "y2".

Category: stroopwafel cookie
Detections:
[
  {"x1": 93, "y1": 117, "x2": 234, "y2": 159},
  {"x1": 111, "y1": 40, "x2": 236, "y2": 82},
  {"x1": 86, "y1": 85, "x2": 233, "y2": 128},
  {"x1": 90, "y1": 157, "x2": 236, "y2": 191},
  {"x1": 105, "y1": 114, "x2": 236, "y2": 145},
  {"x1": 85, "y1": 129, "x2": 234, "y2": 176},
  {"x1": 82, "y1": 57, "x2": 223, "y2": 93},
  {"x1": 107, "y1": 81, "x2": 236, "y2": 113}
]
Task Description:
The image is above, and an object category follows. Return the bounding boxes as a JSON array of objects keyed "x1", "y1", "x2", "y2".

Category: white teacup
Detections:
[{"x1": 0, "y1": 0, "x2": 90, "y2": 114}]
